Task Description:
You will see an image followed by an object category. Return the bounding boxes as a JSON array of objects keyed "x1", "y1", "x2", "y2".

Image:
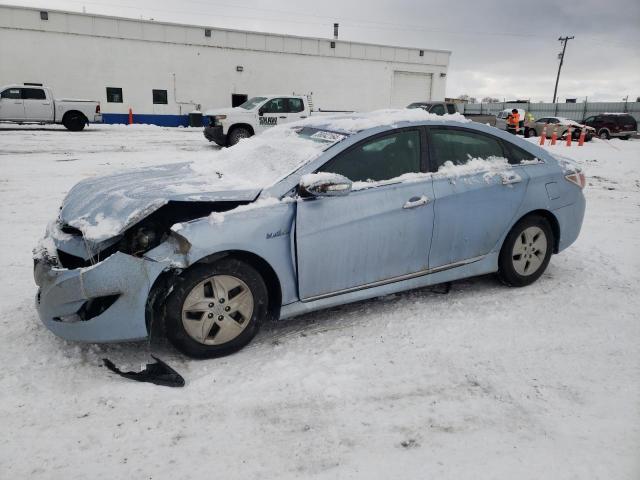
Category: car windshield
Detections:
[
  {"x1": 238, "y1": 96, "x2": 268, "y2": 110},
  {"x1": 407, "y1": 103, "x2": 431, "y2": 109}
]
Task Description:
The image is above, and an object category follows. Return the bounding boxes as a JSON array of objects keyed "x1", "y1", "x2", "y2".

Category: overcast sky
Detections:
[{"x1": 5, "y1": 0, "x2": 640, "y2": 102}]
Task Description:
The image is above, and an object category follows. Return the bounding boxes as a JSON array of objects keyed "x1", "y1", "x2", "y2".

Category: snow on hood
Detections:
[{"x1": 60, "y1": 163, "x2": 260, "y2": 242}]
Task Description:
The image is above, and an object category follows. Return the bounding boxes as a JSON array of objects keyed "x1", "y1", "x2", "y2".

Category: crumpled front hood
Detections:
[{"x1": 59, "y1": 162, "x2": 260, "y2": 242}]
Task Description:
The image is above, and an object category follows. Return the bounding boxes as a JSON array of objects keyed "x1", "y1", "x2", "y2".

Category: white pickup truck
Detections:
[
  {"x1": 0, "y1": 84, "x2": 101, "y2": 131},
  {"x1": 204, "y1": 95, "x2": 337, "y2": 146}
]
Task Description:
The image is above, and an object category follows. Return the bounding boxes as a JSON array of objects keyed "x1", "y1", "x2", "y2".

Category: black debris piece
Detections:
[{"x1": 103, "y1": 355, "x2": 185, "y2": 388}]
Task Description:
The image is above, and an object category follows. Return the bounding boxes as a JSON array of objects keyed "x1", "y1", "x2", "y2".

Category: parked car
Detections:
[
  {"x1": 581, "y1": 113, "x2": 637, "y2": 140},
  {"x1": 203, "y1": 95, "x2": 351, "y2": 146},
  {"x1": 34, "y1": 111, "x2": 586, "y2": 358},
  {"x1": 406, "y1": 101, "x2": 458, "y2": 115},
  {"x1": 0, "y1": 84, "x2": 101, "y2": 131},
  {"x1": 526, "y1": 116, "x2": 595, "y2": 141}
]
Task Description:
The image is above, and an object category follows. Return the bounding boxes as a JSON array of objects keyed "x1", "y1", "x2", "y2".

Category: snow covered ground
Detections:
[{"x1": 1, "y1": 124, "x2": 638, "y2": 479}]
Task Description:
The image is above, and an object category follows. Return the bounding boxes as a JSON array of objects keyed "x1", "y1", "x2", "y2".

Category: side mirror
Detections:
[
  {"x1": 258, "y1": 108, "x2": 264, "y2": 116},
  {"x1": 299, "y1": 173, "x2": 352, "y2": 198}
]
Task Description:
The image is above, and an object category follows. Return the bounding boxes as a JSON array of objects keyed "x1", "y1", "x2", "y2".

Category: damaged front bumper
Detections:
[{"x1": 34, "y1": 236, "x2": 184, "y2": 343}]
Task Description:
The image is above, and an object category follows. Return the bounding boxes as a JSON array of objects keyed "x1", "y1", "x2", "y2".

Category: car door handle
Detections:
[
  {"x1": 299, "y1": 115, "x2": 307, "y2": 119},
  {"x1": 403, "y1": 195, "x2": 430, "y2": 209},
  {"x1": 279, "y1": 116, "x2": 287, "y2": 119},
  {"x1": 501, "y1": 173, "x2": 522, "y2": 185}
]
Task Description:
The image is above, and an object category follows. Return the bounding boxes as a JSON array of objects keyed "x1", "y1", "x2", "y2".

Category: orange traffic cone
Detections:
[
  {"x1": 566, "y1": 127, "x2": 572, "y2": 146},
  {"x1": 128, "y1": 107, "x2": 133, "y2": 125},
  {"x1": 551, "y1": 127, "x2": 557, "y2": 145},
  {"x1": 539, "y1": 124, "x2": 547, "y2": 145},
  {"x1": 578, "y1": 127, "x2": 586, "y2": 146}
]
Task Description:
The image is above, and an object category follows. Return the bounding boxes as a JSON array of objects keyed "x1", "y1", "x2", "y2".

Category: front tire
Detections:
[
  {"x1": 598, "y1": 129, "x2": 610, "y2": 140},
  {"x1": 227, "y1": 127, "x2": 252, "y2": 146},
  {"x1": 498, "y1": 216, "x2": 553, "y2": 287},
  {"x1": 164, "y1": 258, "x2": 268, "y2": 358}
]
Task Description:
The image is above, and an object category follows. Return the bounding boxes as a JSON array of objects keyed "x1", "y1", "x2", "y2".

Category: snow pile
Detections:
[
  {"x1": 297, "y1": 108, "x2": 470, "y2": 133},
  {"x1": 435, "y1": 156, "x2": 512, "y2": 178}
]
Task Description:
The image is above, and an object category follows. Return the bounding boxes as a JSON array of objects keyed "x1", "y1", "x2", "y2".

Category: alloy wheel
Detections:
[
  {"x1": 511, "y1": 226, "x2": 548, "y2": 276},
  {"x1": 181, "y1": 275, "x2": 254, "y2": 345}
]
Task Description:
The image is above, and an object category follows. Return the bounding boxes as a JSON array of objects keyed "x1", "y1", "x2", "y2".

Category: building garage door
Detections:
[{"x1": 391, "y1": 71, "x2": 432, "y2": 108}]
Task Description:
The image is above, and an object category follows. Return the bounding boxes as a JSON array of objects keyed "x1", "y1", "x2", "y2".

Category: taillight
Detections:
[
  {"x1": 96, "y1": 104, "x2": 101, "y2": 114},
  {"x1": 565, "y1": 171, "x2": 586, "y2": 189}
]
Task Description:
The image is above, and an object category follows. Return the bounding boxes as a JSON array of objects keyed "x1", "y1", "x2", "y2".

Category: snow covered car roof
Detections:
[{"x1": 295, "y1": 108, "x2": 470, "y2": 134}]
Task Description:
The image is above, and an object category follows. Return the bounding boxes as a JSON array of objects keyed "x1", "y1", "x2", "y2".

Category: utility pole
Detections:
[{"x1": 552, "y1": 36, "x2": 574, "y2": 103}]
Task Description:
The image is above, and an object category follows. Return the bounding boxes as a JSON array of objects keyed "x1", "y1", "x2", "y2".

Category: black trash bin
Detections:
[{"x1": 188, "y1": 111, "x2": 203, "y2": 128}]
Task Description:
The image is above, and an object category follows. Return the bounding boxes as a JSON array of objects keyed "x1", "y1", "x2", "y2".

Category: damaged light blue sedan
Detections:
[{"x1": 34, "y1": 110, "x2": 586, "y2": 358}]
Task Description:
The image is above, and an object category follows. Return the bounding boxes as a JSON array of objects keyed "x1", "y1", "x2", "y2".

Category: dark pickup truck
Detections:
[{"x1": 406, "y1": 101, "x2": 458, "y2": 115}]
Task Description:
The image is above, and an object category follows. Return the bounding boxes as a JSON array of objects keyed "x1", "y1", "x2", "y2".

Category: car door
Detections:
[
  {"x1": 430, "y1": 104, "x2": 446, "y2": 116},
  {"x1": 0, "y1": 87, "x2": 25, "y2": 121},
  {"x1": 427, "y1": 126, "x2": 529, "y2": 268},
  {"x1": 295, "y1": 128, "x2": 435, "y2": 300},
  {"x1": 22, "y1": 88, "x2": 53, "y2": 121},
  {"x1": 256, "y1": 97, "x2": 289, "y2": 133},
  {"x1": 287, "y1": 97, "x2": 308, "y2": 121},
  {"x1": 535, "y1": 117, "x2": 551, "y2": 135}
]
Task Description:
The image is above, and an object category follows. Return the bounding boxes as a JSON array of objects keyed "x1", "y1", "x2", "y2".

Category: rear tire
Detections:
[
  {"x1": 228, "y1": 127, "x2": 252, "y2": 146},
  {"x1": 498, "y1": 215, "x2": 553, "y2": 287},
  {"x1": 62, "y1": 112, "x2": 87, "y2": 131},
  {"x1": 526, "y1": 128, "x2": 537, "y2": 138},
  {"x1": 164, "y1": 258, "x2": 268, "y2": 358}
]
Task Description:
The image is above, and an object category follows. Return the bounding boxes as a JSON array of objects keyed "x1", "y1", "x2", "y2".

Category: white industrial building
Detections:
[{"x1": 0, "y1": 5, "x2": 450, "y2": 126}]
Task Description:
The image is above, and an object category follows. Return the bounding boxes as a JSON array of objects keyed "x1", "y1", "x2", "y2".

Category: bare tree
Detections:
[
  {"x1": 457, "y1": 94, "x2": 477, "y2": 104},
  {"x1": 481, "y1": 97, "x2": 500, "y2": 103}
]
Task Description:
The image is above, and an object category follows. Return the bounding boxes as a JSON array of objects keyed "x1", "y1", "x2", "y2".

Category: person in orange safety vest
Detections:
[{"x1": 507, "y1": 109, "x2": 520, "y2": 135}]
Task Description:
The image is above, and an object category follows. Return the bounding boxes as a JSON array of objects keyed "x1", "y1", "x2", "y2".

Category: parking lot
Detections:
[{"x1": 1, "y1": 124, "x2": 639, "y2": 479}]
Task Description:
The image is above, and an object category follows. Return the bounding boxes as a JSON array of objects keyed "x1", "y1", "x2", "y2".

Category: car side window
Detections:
[
  {"x1": 537, "y1": 117, "x2": 548, "y2": 124},
  {"x1": 430, "y1": 104, "x2": 445, "y2": 115},
  {"x1": 1, "y1": 88, "x2": 22, "y2": 99},
  {"x1": 262, "y1": 98, "x2": 287, "y2": 114},
  {"x1": 504, "y1": 142, "x2": 537, "y2": 165},
  {"x1": 429, "y1": 128, "x2": 505, "y2": 169},
  {"x1": 287, "y1": 98, "x2": 304, "y2": 113},
  {"x1": 446, "y1": 104, "x2": 457, "y2": 114},
  {"x1": 22, "y1": 88, "x2": 46, "y2": 100},
  {"x1": 583, "y1": 116, "x2": 594, "y2": 123},
  {"x1": 318, "y1": 130, "x2": 421, "y2": 183}
]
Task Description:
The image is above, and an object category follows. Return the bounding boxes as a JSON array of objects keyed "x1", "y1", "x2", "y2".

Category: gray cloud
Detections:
[{"x1": 5, "y1": 0, "x2": 640, "y2": 101}]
